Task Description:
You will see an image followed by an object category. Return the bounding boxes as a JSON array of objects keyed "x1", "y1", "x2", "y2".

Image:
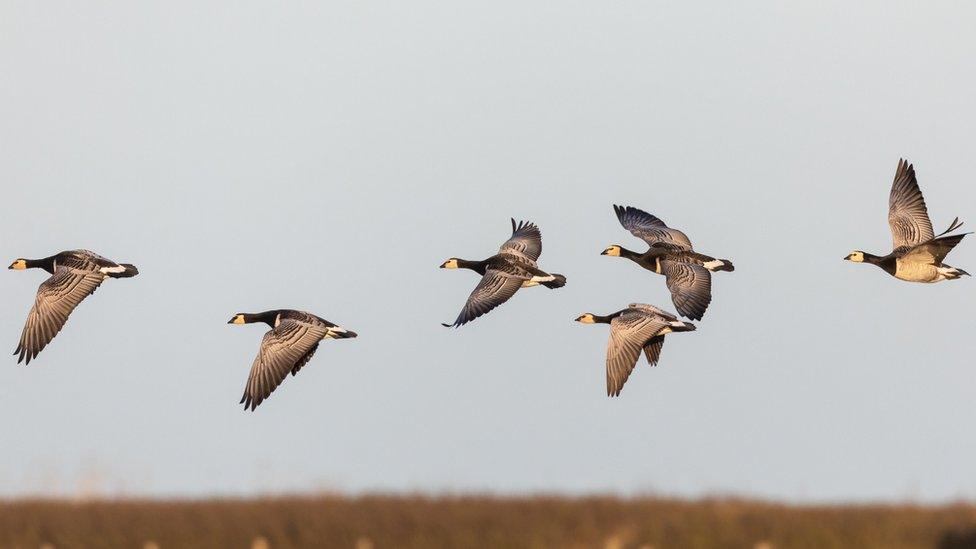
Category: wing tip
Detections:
[{"x1": 896, "y1": 157, "x2": 915, "y2": 179}]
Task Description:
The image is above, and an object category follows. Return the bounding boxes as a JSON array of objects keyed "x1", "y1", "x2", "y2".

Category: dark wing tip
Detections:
[
  {"x1": 674, "y1": 300, "x2": 706, "y2": 321},
  {"x1": 896, "y1": 158, "x2": 915, "y2": 179},
  {"x1": 441, "y1": 323, "x2": 454, "y2": 328},
  {"x1": 685, "y1": 311, "x2": 705, "y2": 321}
]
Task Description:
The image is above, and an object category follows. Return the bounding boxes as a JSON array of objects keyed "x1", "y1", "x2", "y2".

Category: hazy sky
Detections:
[{"x1": 1, "y1": 2, "x2": 973, "y2": 502}]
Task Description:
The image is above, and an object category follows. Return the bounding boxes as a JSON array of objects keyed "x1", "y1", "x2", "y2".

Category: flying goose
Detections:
[
  {"x1": 575, "y1": 303, "x2": 696, "y2": 397},
  {"x1": 8, "y1": 250, "x2": 138, "y2": 364},
  {"x1": 844, "y1": 159, "x2": 969, "y2": 282},
  {"x1": 228, "y1": 309, "x2": 357, "y2": 411},
  {"x1": 440, "y1": 219, "x2": 566, "y2": 328},
  {"x1": 602, "y1": 205, "x2": 733, "y2": 320}
]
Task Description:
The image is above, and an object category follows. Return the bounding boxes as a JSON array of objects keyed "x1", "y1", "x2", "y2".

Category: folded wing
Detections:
[{"x1": 901, "y1": 233, "x2": 969, "y2": 265}]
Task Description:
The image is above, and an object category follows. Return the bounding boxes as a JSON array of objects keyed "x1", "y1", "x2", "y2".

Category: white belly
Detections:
[{"x1": 894, "y1": 259, "x2": 939, "y2": 283}]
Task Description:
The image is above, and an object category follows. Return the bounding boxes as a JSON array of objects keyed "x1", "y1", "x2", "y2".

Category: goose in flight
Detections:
[
  {"x1": 440, "y1": 219, "x2": 566, "y2": 328},
  {"x1": 228, "y1": 309, "x2": 357, "y2": 411},
  {"x1": 8, "y1": 250, "x2": 138, "y2": 365},
  {"x1": 602, "y1": 205, "x2": 733, "y2": 320},
  {"x1": 576, "y1": 303, "x2": 696, "y2": 397},
  {"x1": 844, "y1": 159, "x2": 969, "y2": 282}
]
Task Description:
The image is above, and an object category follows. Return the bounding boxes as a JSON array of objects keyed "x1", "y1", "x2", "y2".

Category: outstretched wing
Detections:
[
  {"x1": 627, "y1": 303, "x2": 679, "y2": 321},
  {"x1": 240, "y1": 319, "x2": 328, "y2": 411},
  {"x1": 888, "y1": 159, "x2": 935, "y2": 250},
  {"x1": 15, "y1": 268, "x2": 106, "y2": 365},
  {"x1": 444, "y1": 267, "x2": 524, "y2": 328},
  {"x1": 499, "y1": 219, "x2": 543, "y2": 262},
  {"x1": 660, "y1": 260, "x2": 712, "y2": 321},
  {"x1": 606, "y1": 310, "x2": 670, "y2": 397},
  {"x1": 643, "y1": 335, "x2": 666, "y2": 366},
  {"x1": 614, "y1": 205, "x2": 693, "y2": 250}
]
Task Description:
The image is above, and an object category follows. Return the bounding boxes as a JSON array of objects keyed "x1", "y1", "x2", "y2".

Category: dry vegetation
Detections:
[{"x1": 1, "y1": 495, "x2": 975, "y2": 548}]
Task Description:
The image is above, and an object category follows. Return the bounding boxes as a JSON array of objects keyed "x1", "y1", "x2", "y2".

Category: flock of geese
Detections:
[{"x1": 6, "y1": 159, "x2": 970, "y2": 408}]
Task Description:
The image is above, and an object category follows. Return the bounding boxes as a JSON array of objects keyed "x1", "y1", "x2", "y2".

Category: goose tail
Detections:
[
  {"x1": 107, "y1": 263, "x2": 139, "y2": 278},
  {"x1": 940, "y1": 265, "x2": 969, "y2": 280},
  {"x1": 542, "y1": 274, "x2": 567, "y2": 289},
  {"x1": 703, "y1": 259, "x2": 735, "y2": 272},
  {"x1": 669, "y1": 320, "x2": 697, "y2": 333},
  {"x1": 327, "y1": 326, "x2": 357, "y2": 339}
]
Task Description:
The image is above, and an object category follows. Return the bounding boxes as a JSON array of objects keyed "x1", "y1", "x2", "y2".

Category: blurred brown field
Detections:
[{"x1": 2, "y1": 495, "x2": 976, "y2": 549}]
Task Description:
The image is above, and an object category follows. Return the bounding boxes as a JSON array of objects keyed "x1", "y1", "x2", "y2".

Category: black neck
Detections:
[
  {"x1": 861, "y1": 252, "x2": 885, "y2": 264},
  {"x1": 26, "y1": 257, "x2": 57, "y2": 274},
  {"x1": 244, "y1": 310, "x2": 282, "y2": 327},
  {"x1": 456, "y1": 259, "x2": 488, "y2": 275},
  {"x1": 863, "y1": 252, "x2": 896, "y2": 275},
  {"x1": 593, "y1": 310, "x2": 626, "y2": 324},
  {"x1": 618, "y1": 247, "x2": 643, "y2": 261}
]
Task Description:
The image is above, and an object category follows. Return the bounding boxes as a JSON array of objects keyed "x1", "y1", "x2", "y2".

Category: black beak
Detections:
[
  {"x1": 599, "y1": 250, "x2": 608, "y2": 256},
  {"x1": 843, "y1": 255, "x2": 851, "y2": 261}
]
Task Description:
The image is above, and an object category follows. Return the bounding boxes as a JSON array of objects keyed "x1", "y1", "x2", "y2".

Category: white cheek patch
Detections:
[
  {"x1": 99, "y1": 265, "x2": 126, "y2": 274},
  {"x1": 703, "y1": 260, "x2": 724, "y2": 270}
]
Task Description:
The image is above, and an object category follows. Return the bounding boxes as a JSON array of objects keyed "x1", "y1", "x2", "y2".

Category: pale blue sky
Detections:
[{"x1": 0, "y1": 2, "x2": 973, "y2": 502}]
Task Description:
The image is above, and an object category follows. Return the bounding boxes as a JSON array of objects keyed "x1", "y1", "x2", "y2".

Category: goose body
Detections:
[
  {"x1": 440, "y1": 219, "x2": 566, "y2": 328},
  {"x1": 603, "y1": 205, "x2": 733, "y2": 320},
  {"x1": 228, "y1": 309, "x2": 357, "y2": 411},
  {"x1": 8, "y1": 249, "x2": 138, "y2": 364},
  {"x1": 845, "y1": 159, "x2": 969, "y2": 283},
  {"x1": 576, "y1": 303, "x2": 696, "y2": 397}
]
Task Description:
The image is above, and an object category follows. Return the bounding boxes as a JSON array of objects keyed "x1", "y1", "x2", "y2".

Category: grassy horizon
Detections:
[{"x1": 3, "y1": 494, "x2": 976, "y2": 548}]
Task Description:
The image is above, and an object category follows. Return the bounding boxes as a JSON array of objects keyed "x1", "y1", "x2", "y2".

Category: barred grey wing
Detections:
[
  {"x1": 445, "y1": 268, "x2": 524, "y2": 328},
  {"x1": 15, "y1": 268, "x2": 106, "y2": 365},
  {"x1": 499, "y1": 219, "x2": 543, "y2": 262},
  {"x1": 888, "y1": 159, "x2": 935, "y2": 250},
  {"x1": 660, "y1": 260, "x2": 712, "y2": 321},
  {"x1": 240, "y1": 319, "x2": 328, "y2": 410},
  {"x1": 614, "y1": 205, "x2": 693, "y2": 250}
]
